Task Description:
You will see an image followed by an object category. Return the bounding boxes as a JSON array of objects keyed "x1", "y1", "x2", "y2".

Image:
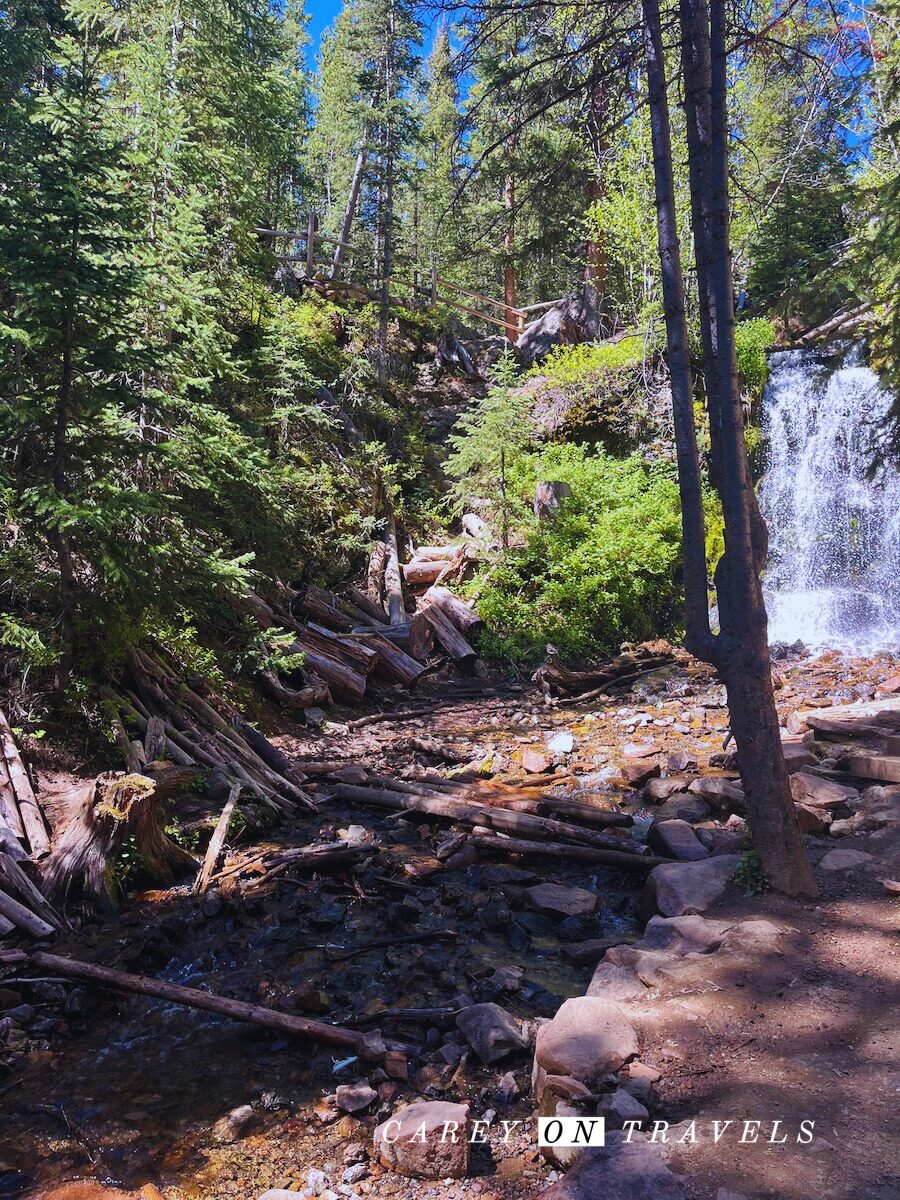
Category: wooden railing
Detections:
[{"x1": 255, "y1": 221, "x2": 532, "y2": 339}]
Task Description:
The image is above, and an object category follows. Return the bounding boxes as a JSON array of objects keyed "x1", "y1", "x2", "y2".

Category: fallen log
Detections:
[
  {"x1": 256, "y1": 669, "x2": 331, "y2": 711},
  {"x1": 0, "y1": 852, "x2": 67, "y2": 931},
  {"x1": 230, "y1": 718, "x2": 311, "y2": 798},
  {"x1": 286, "y1": 640, "x2": 367, "y2": 704},
  {"x1": 194, "y1": 783, "x2": 241, "y2": 895},
  {"x1": 420, "y1": 586, "x2": 484, "y2": 637},
  {"x1": 0, "y1": 889, "x2": 55, "y2": 938},
  {"x1": 471, "y1": 834, "x2": 669, "y2": 871},
  {"x1": 304, "y1": 624, "x2": 379, "y2": 673},
  {"x1": 421, "y1": 606, "x2": 476, "y2": 666},
  {"x1": 297, "y1": 588, "x2": 355, "y2": 633},
  {"x1": 411, "y1": 546, "x2": 465, "y2": 562},
  {"x1": 328, "y1": 782, "x2": 638, "y2": 851},
  {"x1": 345, "y1": 586, "x2": 389, "y2": 626},
  {"x1": 0, "y1": 949, "x2": 404, "y2": 1058},
  {"x1": 533, "y1": 645, "x2": 675, "y2": 696},
  {"x1": 403, "y1": 559, "x2": 452, "y2": 587},
  {"x1": 365, "y1": 633, "x2": 427, "y2": 688},
  {"x1": 367, "y1": 540, "x2": 387, "y2": 605},
  {"x1": 0, "y1": 711, "x2": 50, "y2": 857},
  {"x1": 384, "y1": 517, "x2": 407, "y2": 625}
]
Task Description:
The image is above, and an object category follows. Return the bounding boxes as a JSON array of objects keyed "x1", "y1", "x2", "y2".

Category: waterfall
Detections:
[{"x1": 758, "y1": 343, "x2": 900, "y2": 650}]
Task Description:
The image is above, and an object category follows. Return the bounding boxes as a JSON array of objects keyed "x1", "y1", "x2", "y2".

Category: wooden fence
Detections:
[{"x1": 255, "y1": 219, "x2": 548, "y2": 340}]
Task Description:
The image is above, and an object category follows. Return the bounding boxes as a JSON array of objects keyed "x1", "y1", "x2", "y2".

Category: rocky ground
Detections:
[{"x1": 1, "y1": 648, "x2": 899, "y2": 1200}]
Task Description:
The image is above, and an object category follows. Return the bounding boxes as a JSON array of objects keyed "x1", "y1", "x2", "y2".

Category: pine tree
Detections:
[{"x1": 419, "y1": 27, "x2": 461, "y2": 277}]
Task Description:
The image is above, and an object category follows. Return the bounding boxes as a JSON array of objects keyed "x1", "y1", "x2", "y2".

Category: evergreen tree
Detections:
[{"x1": 419, "y1": 27, "x2": 461, "y2": 276}]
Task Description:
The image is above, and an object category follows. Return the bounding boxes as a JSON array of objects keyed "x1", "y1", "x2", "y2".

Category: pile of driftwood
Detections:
[
  {"x1": 0, "y1": 709, "x2": 50, "y2": 860},
  {"x1": 534, "y1": 642, "x2": 678, "y2": 703},
  {"x1": 103, "y1": 648, "x2": 313, "y2": 817}
]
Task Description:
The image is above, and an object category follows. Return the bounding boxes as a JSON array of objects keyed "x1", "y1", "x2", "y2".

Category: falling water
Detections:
[{"x1": 758, "y1": 343, "x2": 900, "y2": 650}]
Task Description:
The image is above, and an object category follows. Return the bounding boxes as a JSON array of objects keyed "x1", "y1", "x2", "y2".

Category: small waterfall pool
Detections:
[{"x1": 758, "y1": 342, "x2": 900, "y2": 650}]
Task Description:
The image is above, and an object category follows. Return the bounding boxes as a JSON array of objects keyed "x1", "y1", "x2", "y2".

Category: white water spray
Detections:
[{"x1": 758, "y1": 344, "x2": 900, "y2": 650}]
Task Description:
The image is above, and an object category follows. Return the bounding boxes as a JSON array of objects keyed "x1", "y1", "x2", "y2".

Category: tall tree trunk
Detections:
[
  {"x1": 645, "y1": 0, "x2": 816, "y2": 898},
  {"x1": 642, "y1": 0, "x2": 714, "y2": 662},
  {"x1": 503, "y1": 141, "x2": 517, "y2": 340},
  {"x1": 584, "y1": 70, "x2": 608, "y2": 333},
  {"x1": 332, "y1": 140, "x2": 368, "y2": 278}
]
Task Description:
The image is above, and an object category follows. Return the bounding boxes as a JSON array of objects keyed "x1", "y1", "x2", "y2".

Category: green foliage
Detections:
[
  {"x1": 470, "y1": 444, "x2": 685, "y2": 664},
  {"x1": 531, "y1": 336, "x2": 648, "y2": 385},
  {"x1": 732, "y1": 849, "x2": 768, "y2": 896},
  {"x1": 734, "y1": 319, "x2": 775, "y2": 400},
  {"x1": 447, "y1": 353, "x2": 534, "y2": 545}
]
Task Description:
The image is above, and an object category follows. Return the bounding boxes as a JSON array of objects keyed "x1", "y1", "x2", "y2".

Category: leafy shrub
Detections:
[
  {"x1": 532, "y1": 336, "x2": 648, "y2": 385},
  {"x1": 470, "y1": 444, "x2": 685, "y2": 664},
  {"x1": 734, "y1": 318, "x2": 775, "y2": 400}
]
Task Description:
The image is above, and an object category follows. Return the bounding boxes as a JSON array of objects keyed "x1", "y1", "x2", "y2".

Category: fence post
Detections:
[{"x1": 306, "y1": 212, "x2": 317, "y2": 278}]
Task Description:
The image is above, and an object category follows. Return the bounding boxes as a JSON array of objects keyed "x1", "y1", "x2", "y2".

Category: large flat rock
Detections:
[{"x1": 645, "y1": 854, "x2": 741, "y2": 917}]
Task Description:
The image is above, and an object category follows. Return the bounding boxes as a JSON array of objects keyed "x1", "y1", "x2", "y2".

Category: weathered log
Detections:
[
  {"x1": 384, "y1": 517, "x2": 406, "y2": 625},
  {"x1": 143, "y1": 716, "x2": 166, "y2": 763},
  {"x1": 433, "y1": 545, "x2": 469, "y2": 586},
  {"x1": 41, "y1": 773, "x2": 199, "y2": 912},
  {"x1": 0, "y1": 949, "x2": 403, "y2": 1058},
  {"x1": 412, "y1": 545, "x2": 465, "y2": 562},
  {"x1": 471, "y1": 834, "x2": 667, "y2": 871},
  {"x1": 0, "y1": 757, "x2": 25, "y2": 840},
  {"x1": 421, "y1": 606, "x2": 476, "y2": 665},
  {"x1": 108, "y1": 706, "x2": 144, "y2": 773},
  {"x1": 364, "y1": 633, "x2": 427, "y2": 688},
  {"x1": 403, "y1": 559, "x2": 452, "y2": 587},
  {"x1": 0, "y1": 852, "x2": 66, "y2": 931},
  {"x1": 346, "y1": 586, "x2": 389, "y2": 626},
  {"x1": 408, "y1": 612, "x2": 434, "y2": 660},
  {"x1": 367, "y1": 540, "x2": 387, "y2": 605},
  {"x1": 328, "y1": 782, "x2": 638, "y2": 851},
  {"x1": 229, "y1": 589, "x2": 276, "y2": 628},
  {"x1": 0, "y1": 888, "x2": 55, "y2": 938},
  {"x1": 0, "y1": 711, "x2": 50, "y2": 857},
  {"x1": 256, "y1": 668, "x2": 332, "y2": 710},
  {"x1": 229, "y1": 718, "x2": 311, "y2": 799},
  {"x1": 0, "y1": 821, "x2": 28, "y2": 862},
  {"x1": 286, "y1": 641, "x2": 367, "y2": 703},
  {"x1": 421, "y1": 586, "x2": 484, "y2": 637},
  {"x1": 303, "y1": 624, "x2": 379, "y2": 673},
  {"x1": 533, "y1": 645, "x2": 675, "y2": 696},
  {"x1": 297, "y1": 590, "x2": 355, "y2": 633},
  {"x1": 194, "y1": 784, "x2": 240, "y2": 895}
]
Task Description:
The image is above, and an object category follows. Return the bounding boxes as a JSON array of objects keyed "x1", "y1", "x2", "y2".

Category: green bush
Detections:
[
  {"x1": 531, "y1": 335, "x2": 649, "y2": 385},
  {"x1": 470, "y1": 443, "x2": 686, "y2": 664},
  {"x1": 734, "y1": 318, "x2": 775, "y2": 400}
]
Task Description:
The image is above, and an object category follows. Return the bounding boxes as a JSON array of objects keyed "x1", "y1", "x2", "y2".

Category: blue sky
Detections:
[{"x1": 306, "y1": 0, "x2": 343, "y2": 64}]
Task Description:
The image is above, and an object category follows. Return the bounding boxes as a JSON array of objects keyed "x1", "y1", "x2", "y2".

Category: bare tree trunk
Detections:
[
  {"x1": 332, "y1": 142, "x2": 368, "y2": 278},
  {"x1": 643, "y1": 0, "x2": 816, "y2": 897},
  {"x1": 503, "y1": 140, "x2": 518, "y2": 340},
  {"x1": 584, "y1": 71, "x2": 608, "y2": 332}
]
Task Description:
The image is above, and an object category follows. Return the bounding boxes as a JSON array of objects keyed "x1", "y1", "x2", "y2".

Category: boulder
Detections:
[
  {"x1": 621, "y1": 1060, "x2": 661, "y2": 1103},
  {"x1": 456, "y1": 1002, "x2": 526, "y2": 1064},
  {"x1": 795, "y1": 803, "x2": 832, "y2": 834},
  {"x1": 819, "y1": 848, "x2": 875, "y2": 871},
  {"x1": 533, "y1": 997, "x2": 638, "y2": 1101},
  {"x1": 374, "y1": 1101, "x2": 471, "y2": 1179},
  {"x1": 547, "y1": 730, "x2": 575, "y2": 753},
  {"x1": 647, "y1": 819, "x2": 709, "y2": 861},
  {"x1": 623, "y1": 741, "x2": 663, "y2": 759},
  {"x1": 525, "y1": 881, "x2": 598, "y2": 918},
  {"x1": 624, "y1": 761, "x2": 661, "y2": 788},
  {"x1": 644, "y1": 854, "x2": 741, "y2": 917},
  {"x1": 599, "y1": 1086, "x2": 650, "y2": 1128},
  {"x1": 587, "y1": 962, "x2": 647, "y2": 1001},
  {"x1": 604, "y1": 945, "x2": 680, "y2": 987},
  {"x1": 538, "y1": 1133, "x2": 686, "y2": 1200},
  {"x1": 781, "y1": 742, "x2": 818, "y2": 773},
  {"x1": 687, "y1": 777, "x2": 744, "y2": 809},
  {"x1": 790, "y1": 772, "x2": 858, "y2": 809},
  {"x1": 655, "y1": 795, "x2": 713, "y2": 824},
  {"x1": 641, "y1": 914, "x2": 731, "y2": 955},
  {"x1": 643, "y1": 777, "x2": 691, "y2": 804}
]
